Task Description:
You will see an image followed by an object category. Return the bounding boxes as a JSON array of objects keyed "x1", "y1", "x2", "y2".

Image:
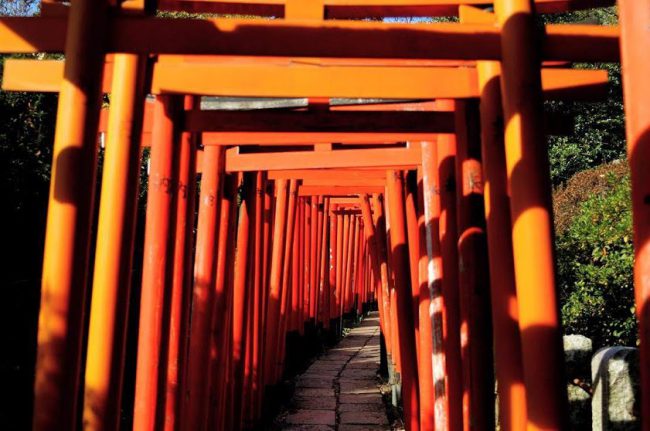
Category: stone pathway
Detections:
[{"x1": 279, "y1": 312, "x2": 390, "y2": 431}]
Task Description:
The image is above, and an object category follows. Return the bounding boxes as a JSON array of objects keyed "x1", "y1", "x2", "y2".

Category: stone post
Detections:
[{"x1": 592, "y1": 346, "x2": 640, "y2": 430}]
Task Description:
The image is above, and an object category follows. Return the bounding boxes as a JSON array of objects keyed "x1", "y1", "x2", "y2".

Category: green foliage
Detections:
[
  {"x1": 542, "y1": 7, "x2": 626, "y2": 186},
  {"x1": 541, "y1": 5, "x2": 618, "y2": 25},
  {"x1": 0, "y1": 54, "x2": 58, "y2": 428},
  {"x1": 0, "y1": 55, "x2": 57, "y2": 221},
  {"x1": 556, "y1": 165, "x2": 636, "y2": 347},
  {"x1": 543, "y1": 6, "x2": 635, "y2": 346},
  {"x1": 546, "y1": 62, "x2": 625, "y2": 186}
]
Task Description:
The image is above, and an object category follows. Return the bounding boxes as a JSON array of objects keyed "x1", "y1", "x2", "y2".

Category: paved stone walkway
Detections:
[{"x1": 279, "y1": 312, "x2": 390, "y2": 431}]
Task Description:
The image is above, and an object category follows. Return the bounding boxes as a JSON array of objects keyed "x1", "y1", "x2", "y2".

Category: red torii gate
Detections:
[{"x1": 1, "y1": 0, "x2": 649, "y2": 431}]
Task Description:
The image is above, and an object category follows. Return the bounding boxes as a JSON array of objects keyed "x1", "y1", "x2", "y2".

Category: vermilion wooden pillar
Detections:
[
  {"x1": 291, "y1": 198, "x2": 302, "y2": 333},
  {"x1": 462, "y1": 4, "x2": 528, "y2": 426},
  {"x1": 314, "y1": 197, "x2": 323, "y2": 325},
  {"x1": 303, "y1": 198, "x2": 312, "y2": 332},
  {"x1": 350, "y1": 215, "x2": 357, "y2": 315},
  {"x1": 83, "y1": 54, "x2": 147, "y2": 431},
  {"x1": 164, "y1": 96, "x2": 198, "y2": 431},
  {"x1": 316, "y1": 196, "x2": 326, "y2": 325},
  {"x1": 290, "y1": 196, "x2": 302, "y2": 334},
  {"x1": 133, "y1": 95, "x2": 180, "y2": 431},
  {"x1": 263, "y1": 179, "x2": 290, "y2": 386},
  {"x1": 256, "y1": 175, "x2": 272, "y2": 414},
  {"x1": 298, "y1": 198, "x2": 307, "y2": 335},
  {"x1": 222, "y1": 173, "x2": 243, "y2": 430},
  {"x1": 320, "y1": 199, "x2": 332, "y2": 329},
  {"x1": 386, "y1": 194, "x2": 402, "y2": 376},
  {"x1": 619, "y1": 2, "x2": 650, "y2": 428},
  {"x1": 478, "y1": 60, "x2": 528, "y2": 430},
  {"x1": 249, "y1": 171, "x2": 265, "y2": 423},
  {"x1": 494, "y1": 1, "x2": 568, "y2": 428},
  {"x1": 33, "y1": 0, "x2": 108, "y2": 428},
  {"x1": 405, "y1": 171, "x2": 422, "y2": 363},
  {"x1": 275, "y1": 180, "x2": 299, "y2": 380},
  {"x1": 374, "y1": 194, "x2": 398, "y2": 375},
  {"x1": 352, "y1": 211, "x2": 358, "y2": 315},
  {"x1": 421, "y1": 140, "x2": 450, "y2": 430},
  {"x1": 372, "y1": 194, "x2": 393, "y2": 364},
  {"x1": 183, "y1": 145, "x2": 224, "y2": 431},
  {"x1": 416, "y1": 167, "x2": 435, "y2": 431},
  {"x1": 329, "y1": 209, "x2": 339, "y2": 331},
  {"x1": 356, "y1": 217, "x2": 365, "y2": 313},
  {"x1": 262, "y1": 177, "x2": 273, "y2": 336},
  {"x1": 386, "y1": 170, "x2": 420, "y2": 431},
  {"x1": 360, "y1": 194, "x2": 387, "y2": 338},
  {"x1": 345, "y1": 216, "x2": 359, "y2": 314},
  {"x1": 354, "y1": 217, "x2": 362, "y2": 314},
  {"x1": 243, "y1": 250, "x2": 255, "y2": 428},
  {"x1": 241, "y1": 177, "x2": 256, "y2": 427},
  {"x1": 437, "y1": 101, "x2": 464, "y2": 431},
  {"x1": 335, "y1": 211, "x2": 344, "y2": 332},
  {"x1": 455, "y1": 100, "x2": 494, "y2": 430},
  {"x1": 231, "y1": 173, "x2": 254, "y2": 429},
  {"x1": 356, "y1": 224, "x2": 367, "y2": 315},
  {"x1": 309, "y1": 197, "x2": 319, "y2": 322},
  {"x1": 208, "y1": 174, "x2": 238, "y2": 431},
  {"x1": 340, "y1": 212, "x2": 351, "y2": 317}
]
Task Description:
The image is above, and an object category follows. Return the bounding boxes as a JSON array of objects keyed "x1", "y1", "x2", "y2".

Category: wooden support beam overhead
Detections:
[
  {"x1": 225, "y1": 146, "x2": 421, "y2": 172},
  {"x1": 76, "y1": 94, "x2": 570, "y2": 147},
  {"x1": 201, "y1": 134, "x2": 412, "y2": 145},
  {"x1": 91, "y1": 102, "x2": 572, "y2": 147},
  {"x1": 155, "y1": 63, "x2": 608, "y2": 100},
  {"x1": 301, "y1": 178, "x2": 387, "y2": 186},
  {"x1": 329, "y1": 197, "x2": 365, "y2": 205},
  {"x1": 156, "y1": 63, "x2": 477, "y2": 98},
  {"x1": 3, "y1": 58, "x2": 608, "y2": 101},
  {"x1": 203, "y1": 136, "x2": 411, "y2": 146},
  {"x1": 196, "y1": 111, "x2": 574, "y2": 145},
  {"x1": 298, "y1": 185, "x2": 385, "y2": 196},
  {"x1": 0, "y1": 17, "x2": 620, "y2": 62},
  {"x1": 185, "y1": 110, "x2": 455, "y2": 133},
  {"x1": 330, "y1": 206, "x2": 362, "y2": 213},
  {"x1": 268, "y1": 169, "x2": 387, "y2": 181},
  {"x1": 42, "y1": 0, "x2": 615, "y2": 19}
]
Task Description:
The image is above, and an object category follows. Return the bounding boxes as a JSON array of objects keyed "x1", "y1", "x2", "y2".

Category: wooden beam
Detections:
[
  {"x1": 154, "y1": 62, "x2": 608, "y2": 100},
  {"x1": 0, "y1": 17, "x2": 620, "y2": 62},
  {"x1": 268, "y1": 169, "x2": 387, "y2": 181},
  {"x1": 155, "y1": 63, "x2": 477, "y2": 98},
  {"x1": 100, "y1": 105, "x2": 571, "y2": 148},
  {"x1": 185, "y1": 110, "x2": 455, "y2": 132},
  {"x1": 3, "y1": 58, "x2": 608, "y2": 102},
  {"x1": 298, "y1": 185, "x2": 385, "y2": 196},
  {"x1": 43, "y1": 0, "x2": 615, "y2": 19},
  {"x1": 330, "y1": 205, "x2": 362, "y2": 212},
  {"x1": 329, "y1": 197, "x2": 364, "y2": 205},
  {"x1": 301, "y1": 177, "x2": 387, "y2": 186},
  {"x1": 99, "y1": 97, "x2": 574, "y2": 149},
  {"x1": 225, "y1": 146, "x2": 421, "y2": 171}
]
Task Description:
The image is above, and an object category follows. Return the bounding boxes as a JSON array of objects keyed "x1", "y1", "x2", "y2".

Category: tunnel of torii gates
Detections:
[{"x1": 1, "y1": 0, "x2": 649, "y2": 430}]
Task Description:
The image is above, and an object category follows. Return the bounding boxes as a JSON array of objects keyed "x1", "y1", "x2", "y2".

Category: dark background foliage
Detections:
[
  {"x1": 542, "y1": 7, "x2": 625, "y2": 186},
  {"x1": 0, "y1": 54, "x2": 57, "y2": 427}
]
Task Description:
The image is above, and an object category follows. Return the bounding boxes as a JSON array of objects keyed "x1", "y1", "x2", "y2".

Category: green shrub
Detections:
[
  {"x1": 542, "y1": 6, "x2": 627, "y2": 187},
  {"x1": 555, "y1": 164, "x2": 636, "y2": 347}
]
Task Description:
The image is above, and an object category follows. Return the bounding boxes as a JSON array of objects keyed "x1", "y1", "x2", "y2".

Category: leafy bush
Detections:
[
  {"x1": 0, "y1": 54, "x2": 58, "y2": 428},
  {"x1": 542, "y1": 7, "x2": 626, "y2": 187},
  {"x1": 554, "y1": 163, "x2": 636, "y2": 347}
]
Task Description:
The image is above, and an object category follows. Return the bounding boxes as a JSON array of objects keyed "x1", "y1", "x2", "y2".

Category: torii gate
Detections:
[{"x1": 1, "y1": 0, "x2": 649, "y2": 431}]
